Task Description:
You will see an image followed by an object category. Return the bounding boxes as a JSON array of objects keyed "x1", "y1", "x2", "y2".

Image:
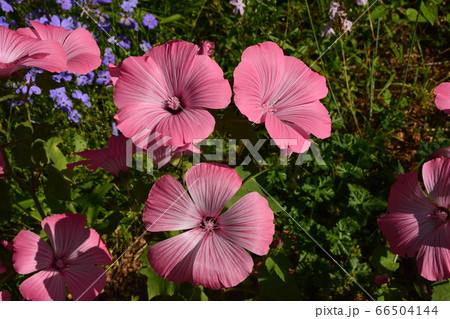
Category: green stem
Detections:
[{"x1": 369, "y1": 19, "x2": 381, "y2": 119}]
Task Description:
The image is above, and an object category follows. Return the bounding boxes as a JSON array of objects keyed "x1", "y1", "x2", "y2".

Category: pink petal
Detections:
[
  {"x1": 153, "y1": 107, "x2": 215, "y2": 146},
  {"x1": 434, "y1": 82, "x2": 450, "y2": 114},
  {"x1": 265, "y1": 113, "x2": 311, "y2": 153},
  {"x1": 143, "y1": 174, "x2": 203, "y2": 232},
  {"x1": 64, "y1": 228, "x2": 112, "y2": 266},
  {"x1": 13, "y1": 230, "x2": 54, "y2": 275},
  {"x1": 192, "y1": 232, "x2": 254, "y2": 289},
  {"x1": 19, "y1": 268, "x2": 66, "y2": 301},
  {"x1": 387, "y1": 170, "x2": 437, "y2": 215},
  {"x1": 218, "y1": 192, "x2": 275, "y2": 255},
  {"x1": 422, "y1": 158, "x2": 450, "y2": 209},
  {"x1": 0, "y1": 291, "x2": 11, "y2": 301},
  {"x1": 148, "y1": 228, "x2": 206, "y2": 283},
  {"x1": 275, "y1": 100, "x2": 331, "y2": 139},
  {"x1": 377, "y1": 213, "x2": 440, "y2": 257},
  {"x1": 41, "y1": 213, "x2": 92, "y2": 259},
  {"x1": 416, "y1": 224, "x2": 450, "y2": 281},
  {"x1": 185, "y1": 163, "x2": 242, "y2": 218},
  {"x1": 233, "y1": 42, "x2": 285, "y2": 123},
  {"x1": 181, "y1": 54, "x2": 231, "y2": 109},
  {"x1": 63, "y1": 264, "x2": 107, "y2": 301}
]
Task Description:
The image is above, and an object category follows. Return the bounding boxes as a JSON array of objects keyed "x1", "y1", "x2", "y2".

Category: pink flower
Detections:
[
  {"x1": 0, "y1": 26, "x2": 66, "y2": 77},
  {"x1": 17, "y1": 20, "x2": 101, "y2": 75},
  {"x1": 0, "y1": 291, "x2": 11, "y2": 301},
  {"x1": 377, "y1": 158, "x2": 450, "y2": 281},
  {"x1": 1, "y1": 240, "x2": 13, "y2": 251},
  {"x1": 233, "y1": 42, "x2": 331, "y2": 154},
  {"x1": 230, "y1": 0, "x2": 246, "y2": 16},
  {"x1": 143, "y1": 163, "x2": 275, "y2": 289},
  {"x1": 13, "y1": 213, "x2": 112, "y2": 301},
  {"x1": 434, "y1": 82, "x2": 450, "y2": 114},
  {"x1": 198, "y1": 40, "x2": 215, "y2": 57},
  {"x1": 67, "y1": 135, "x2": 134, "y2": 177},
  {"x1": 110, "y1": 40, "x2": 231, "y2": 148},
  {"x1": 0, "y1": 152, "x2": 5, "y2": 179}
]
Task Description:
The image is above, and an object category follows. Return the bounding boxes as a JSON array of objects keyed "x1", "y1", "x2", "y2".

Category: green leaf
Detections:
[
  {"x1": 0, "y1": 94, "x2": 16, "y2": 103},
  {"x1": 265, "y1": 257, "x2": 285, "y2": 282},
  {"x1": 141, "y1": 266, "x2": 176, "y2": 300},
  {"x1": 370, "y1": 5, "x2": 387, "y2": 19},
  {"x1": 46, "y1": 137, "x2": 67, "y2": 170},
  {"x1": 431, "y1": 280, "x2": 450, "y2": 301},
  {"x1": 420, "y1": 2, "x2": 438, "y2": 25},
  {"x1": 405, "y1": 8, "x2": 427, "y2": 23},
  {"x1": 44, "y1": 165, "x2": 71, "y2": 201},
  {"x1": 31, "y1": 139, "x2": 49, "y2": 166},
  {"x1": 370, "y1": 245, "x2": 399, "y2": 272},
  {"x1": 159, "y1": 14, "x2": 183, "y2": 24},
  {"x1": 73, "y1": 133, "x2": 87, "y2": 152}
]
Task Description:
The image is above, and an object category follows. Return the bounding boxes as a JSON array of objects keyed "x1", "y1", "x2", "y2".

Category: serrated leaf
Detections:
[
  {"x1": 431, "y1": 280, "x2": 450, "y2": 301},
  {"x1": 73, "y1": 133, "x2": 87, "y2": 152},
  {"x1": 370, "y1": 245, "x2": 399, "y2": 272},
  {"x1": 141, "y1": 266, "x2": 176, "y2": 300}
]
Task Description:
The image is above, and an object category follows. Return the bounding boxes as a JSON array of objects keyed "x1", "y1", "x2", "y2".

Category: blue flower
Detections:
[
  {"x1": 97, "y1": 12, "x2": 111, "y2": 32},
  {"x1": 112, "y1": 122, "x2": 119, "y2": 136},
  {"x1": 0, "y1": 0, "x2": 13, "y2": 13},
  {"x1": 56, "y1": 0, "x2": 72, "y2": 11},
  {"x1": 52, "y1": 71, "x2": 73, "y2": 83},
  {"x1": 96, "y1": 70, "x2": 111, "y2": 86},
  {"x1": 142, "y1": 13, "x2": 158, "y2": 29},
  {"x1": 75, "y1": 72, "x2": 95, "y2": 86},
  {"x1": 72, "y1": 89, "x2": 92, "y2": 108},
  {"x1": 118, "y1": 35, "x2": 131, "y2": 50},
  {"x1": 102, "y1": 48, "x2": 115, "y2": 66},
  {"x1": 68, "y1": 109, "x2": 82, "y2": 123},
  {"x1": 0, "y1": 16, "x2": 9, "y2": 27},
  {"x1": 49, "y1": 15, "x2": 75, "y2": 30},
  {"x1": 119, "y1": 13, "x2": 138, "y2": 31},
  {"x1": 49, "y1": 87, "x2": 67, "y2": 100},
  {"x1": 121, "y1": 0, "x2": 138, "y2": 13},
  {"x1": 139, "y1": 40, "x2": 152, "y2": 52}
]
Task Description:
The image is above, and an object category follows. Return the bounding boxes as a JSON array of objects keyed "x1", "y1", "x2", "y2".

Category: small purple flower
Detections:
[
  {"x1": 72, "y1": 89, "x2": 92, "y2": 108},
  {"x1": 95, "y1": 69, "x2": 111, "y2": 86},
  {"x1": 97, "y1": 12, "x2": 111, "y2": 32},
  {"x1": 56, "y1": 0, "x2": 72, "y2": 11},
  {"x1": 121, "y1": 0, "x2": 138, "y2": 13},
  {"x1": 0, "y1": 0, "x2": 13, "y2": 13},
  {"x1": 76, "y1": 72, "x2": 95, "y2": 86},
  {"x1": 24, "y1": 68, "x2": 43, "y2": 83},
  {"x1": 229, "y1": 0, "x2": 245, "y2": 16},
  {"x1": 0, "y1": 16, "x2": 9, "y2": 27},
  {"x1": 52, "y1": 71, "x2": 73, "y2": 83},
  {"x1": 321, "y1": 24, "x2": 336, "y2": 39},
  {"x1": 329, "y1": 1, "x2": 340, "y2": 20},
  {"x1": 29, "y1": 85, "x2": 42, "y2": 96},
  {"x1": 118, "y1": 13, "x2": 138, "y2": 31},
  {"x1": 142, "y1": 13, "x2": 157, "y2": 29},
  {"x1": 112, "y1": 122, "x2": 119, "y2": 136},
  {"x1": 343, "y1": 18, "x2": 353, "y2": 32},
  {"x1": 118, "y1": 35, "x2": 131, "y2": 50},
  {"x1": 49, "y1": 87, "x2": 67, "y2": 100},
  {"x1": 102, "y1": 48, "x2": 115, "y2": 66},
  {"x1": 356, "y1": 0, "x2": 368, "y2": 6},
  {"x1": 139, "y1": 40, "x2": 152, "y2": 53},
  {"x1": 49, "y1": 15, "x2": 74, "y2": 30},
  {"x1": 107, "y1": 36, "x2": 116, "y2": 44},
  {"x1": 68, "y1": 109, "x2": 82, "y2": 123}
]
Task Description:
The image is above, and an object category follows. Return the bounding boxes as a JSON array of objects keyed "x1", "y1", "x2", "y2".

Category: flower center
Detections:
[
  {"x1": 53, "y1": 258, "x2": 66, "y2": 270},
  {"x1": 263, "y1": 102, "x2": 277, "y2": 113},
  {"x1": 164, "y1": 96, "x2": 183, "y2": 114},
  {"x1": 434, "y1": 208, "x2": 449, "y2": 223},
  {"x1": 200, "y1": 217, "x2": 218, "y2": 232}
]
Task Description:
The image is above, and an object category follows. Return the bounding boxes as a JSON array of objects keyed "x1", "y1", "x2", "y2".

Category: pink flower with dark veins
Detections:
[
  {"x1": 143, "y1": 163, "x2": 275, "y2": 289},
  {"x1": 13, "y1": 213, "x2": 112, "y2": 301},
  {"x1": 233, "y1": 42, "x2": 331, "y2": 154},
  {"x1": 378, "y1": 158, "x2": 450, "y2": 281}
]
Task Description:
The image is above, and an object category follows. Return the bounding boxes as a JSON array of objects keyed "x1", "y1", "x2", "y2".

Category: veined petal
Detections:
[
  {"x1": 265, "y1": 113, "x2": 310, "y2": 153},
  {"x1": 19, "y1": 268, "x2": 66, "y2": 301},
  {"x1": 218, "y1": 192, "x2": 274, "y2": 255},
  {"x1": 416, "y1": 224, "x2": 450, "y2": 281},
  {"x1": 143, "y1": 175, "x2": 203, "y2": 232},
  {"x1": 148, "y1": 228, "x2": 206, "y2": 283},
  {"x1": 63, "y1": 264, "x2": 107, "y2": 301},
  {"x1": 62, "y1": 28, "x2": 101, "y2": 74},
  {"x1": 13, "y1": 230, "x2": 54, "y2": 275},
  {"x1": 185, "y1": 163, "x2": 242, "y2": 218},
  {"x1": 387, "y1": 170, "x2": 437, "y2": 215},
  {"x1": 377, "y1": 213, "x2": 440, "y2": 257},
  {"x1": 192, "y1": 233, "x2": 254, "y2": 289},
  {"x1": 65, "y1": 228, "x2": 112, "y2": 266},
  {"x1": 422, "y1": 158, "x2": 450, "y2": 209},
  {"x1": 434, "y1": 82, "x2": 450, "y2": 114},
  {"x1": 0, "y1": 291, "x2": 11, "y2": 301}
]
